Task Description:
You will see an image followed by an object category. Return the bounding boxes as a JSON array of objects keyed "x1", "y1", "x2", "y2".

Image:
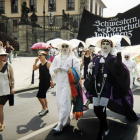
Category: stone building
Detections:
[{"x1": 0, "y1": 0, "x2": 106, "y2": 55}]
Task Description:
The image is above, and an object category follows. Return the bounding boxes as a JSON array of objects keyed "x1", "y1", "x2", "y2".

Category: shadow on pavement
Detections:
[
  {"x1": 45, "y1": 109, "x2": 140, "y2": 140},
  {"x1": 16, "y1": 115, "x2": 47, "y2": 134},
  {"x1": 51, "y1": 91, "x2": 56, "y2": 96},
  {"x1": 17, "y1": 91, "x2": 37, "y2": 98}
]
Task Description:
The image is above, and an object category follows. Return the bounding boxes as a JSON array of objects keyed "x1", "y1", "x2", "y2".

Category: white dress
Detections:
[
  {"x1": 123, "y1": 59, "x2": 140, "y2": 89},
  {"x1": 50, "y1": 54, "x2": 80, "y2": 126}
]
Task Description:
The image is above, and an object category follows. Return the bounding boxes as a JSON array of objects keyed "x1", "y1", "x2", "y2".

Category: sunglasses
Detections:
[
  {"x1": 125, "y1": 56, "x2": 129, "y2": 59},
  {"x1": 62, "y1": 45, "x2": 69, "y2": 48}
]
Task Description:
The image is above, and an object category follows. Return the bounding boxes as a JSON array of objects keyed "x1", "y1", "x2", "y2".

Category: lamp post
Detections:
[{"x1": 43, "y1": 0, "x2": 46, "y2": 42}]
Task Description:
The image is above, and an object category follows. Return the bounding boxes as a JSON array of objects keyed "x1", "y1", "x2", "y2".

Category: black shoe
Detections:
[{"x1": 104, "y1": 121, "x2": 109, "y2": 136}]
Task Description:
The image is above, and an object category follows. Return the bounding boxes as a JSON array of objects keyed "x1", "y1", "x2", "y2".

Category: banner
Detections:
[{"x1": 77, "y1": 5, "x2": 140, "y2": 45}]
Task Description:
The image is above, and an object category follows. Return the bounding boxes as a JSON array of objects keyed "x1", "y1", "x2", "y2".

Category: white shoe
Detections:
[
  {"x1": 39, "y1": 109, "x2": 49, "y2": 116},
  {"x1": 53, "y1": 124, "x2": 63, "y2": 132},
  {"x1": 38, "y1": 109, "x2": 44, "y2": 114}
]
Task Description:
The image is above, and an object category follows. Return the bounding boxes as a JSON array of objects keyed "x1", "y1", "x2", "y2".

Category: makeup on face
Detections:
[
  {"x1": 101, "y1": 42, "x2": 111, "y2": 52},
  {"x1": 125, "y1": 55, "x2": 129, "y2": 60},
  {"x1": 62, "y1": 44, "x2": 69, "y2": 54}
]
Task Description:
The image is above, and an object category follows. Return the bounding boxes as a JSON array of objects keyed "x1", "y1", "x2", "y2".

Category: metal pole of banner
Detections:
[{"x1": 43, "y1": 0, "x2": 46, "y2": 42}]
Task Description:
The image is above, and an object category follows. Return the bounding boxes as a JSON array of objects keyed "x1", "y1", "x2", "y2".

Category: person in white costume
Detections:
[
  {"x1": 50, "y1": 40, "x2": 80, "y2": 132},
  {"x1": 123, "y1": 51, "x2": 140, "y2": 89}
]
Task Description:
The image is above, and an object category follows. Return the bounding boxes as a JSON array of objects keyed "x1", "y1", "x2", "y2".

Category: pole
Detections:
[{"x1": 43, "y1": 0, "x2": 46, "y2": 42}]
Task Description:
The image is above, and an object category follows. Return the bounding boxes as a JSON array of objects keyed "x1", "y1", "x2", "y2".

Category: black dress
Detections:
[
  {"x1": 36, "y1": 62, "x2": 51, "y2": 98},
  {"x1": 84, "y1": 56, "x2": 90, "y2": 79}
]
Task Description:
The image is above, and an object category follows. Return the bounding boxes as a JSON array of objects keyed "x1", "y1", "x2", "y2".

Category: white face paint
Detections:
[
  {"x1": 61, "y1": 44, "x2": 70, "y2": 55},
  {"x1": 101, "y1": 42, "x2": 111, "y2": 52}
]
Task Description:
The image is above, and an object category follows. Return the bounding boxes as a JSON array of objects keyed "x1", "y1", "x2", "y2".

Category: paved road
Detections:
[{"x1": 1, "y1": 85, "x2": 140, "y2": 140}]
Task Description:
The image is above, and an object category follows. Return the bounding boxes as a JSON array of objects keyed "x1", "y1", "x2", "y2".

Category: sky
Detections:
[{"x1": 102, "y1": 0, "x2": 140, "y2": 17}]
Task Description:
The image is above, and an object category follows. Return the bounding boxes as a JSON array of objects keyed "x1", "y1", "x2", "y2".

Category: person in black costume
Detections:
[
  {"x1": 87, "y1": 38, "x2": 139, "y2": 140},
  {"x1": 82, "y1": 49, "x2": 92, "y2": 79},
  {"x1": 33, "y1": 51, "x2": 54, "y2": 116}
]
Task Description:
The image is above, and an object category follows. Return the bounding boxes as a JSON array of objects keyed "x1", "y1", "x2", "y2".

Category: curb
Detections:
[{"x1": 15, "y1": 86, "x2": 38, "y2": 94}]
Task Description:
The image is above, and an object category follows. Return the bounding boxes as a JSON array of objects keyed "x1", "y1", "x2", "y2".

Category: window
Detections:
[
  {"x1": 48, "y1": 0, "x2": 56, "y2": 11},
  {"x1": 95, "y1": 2, "x2": 97, "y2": 15},
  {"x1": 13, "y1": 20, "x2": 18, "y2": 32},
  {"x1": 30, "y1": 0, "x2": 36, "y2": 12},
  {"x1": 11, "y1": 0, "x2": 18, "y2": 13},
  {"x1": 67, "y1": 0, "x2": 75, "y2": 10},
  {"x1": 90, "y1": 0, "x2": 93, "y2": 12},
  {"x1": 0, "y1": 0, "x2": 4, "y2": 14},
  {"x1": 99, "y1": 6, "x2": 101, "y2": 16}
]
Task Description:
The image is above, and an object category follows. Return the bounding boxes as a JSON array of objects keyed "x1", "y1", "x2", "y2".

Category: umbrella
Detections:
[
  {"x1": 111, "y1": 35, "x2": 131, "y2": 46},
  {"x1": 31, "y1": 42, "x2": 47, "y2": 49},
  {"x1": 69, "y1": 39, "x2": 86, "y2": 48},
  {"x1": 85, "y1": 36, "x2": 116, "y2": 48},
  {"x1": 46, "y1": 38, "x2": 64, "y2": 48}
]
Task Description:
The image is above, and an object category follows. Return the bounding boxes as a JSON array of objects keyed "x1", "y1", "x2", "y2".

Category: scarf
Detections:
[{"x1": 46, "y1": 53, "x2": 50, "y2": 59}]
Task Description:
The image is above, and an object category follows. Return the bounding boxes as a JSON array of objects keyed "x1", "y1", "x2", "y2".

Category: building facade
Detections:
[{"x1": 0, "y1": 0, "x2": 106, "y2": 54}]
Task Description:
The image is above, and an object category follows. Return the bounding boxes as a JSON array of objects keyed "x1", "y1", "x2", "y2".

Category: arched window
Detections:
[
  {"x1": 67, "y1": 0, "x2": 75, "y2": 10},
  {"x1": 11, "y1": 0, "x2": 18, "y2": 13},
  {"x1": 99, "y1": 6, "x2": 101, "y2": 16},
  {"x1": 30, "y1": 0, "x2": 36, "y2": 12},
  {"x1": 95, "y1": 2, "x2": 97, "y2": 15},
  {"x1": 90, "y1": 0, "x2": 93, "y2": 12},
  {"x1": 0, "y1": 0, "x2": 4, "y2": 14}
]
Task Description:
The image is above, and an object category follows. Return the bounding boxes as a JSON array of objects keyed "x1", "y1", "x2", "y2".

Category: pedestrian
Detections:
[
  {"x1": 50, "y1": 40, "x2": 81, "y2": 132},
  {"x1": 4, "y1": 41, "x2": 14, "y2": 64},
  {"x1": 0, "y1": 48, "x2": 15, "y2": 131},
  {"x1": 122, "y1": 51, "x2": 140, "y2": 89},
  {"x1": 44, "y1": 48, "x2": 54, "y2": 62},
  {"x1": 82, "y1": 49, "x2": 92, "y2": 79},
  {"x1": 87, "y1": 38, "x2": 139, "y2": 140},
  {"x1": 0, "y1": 41, "x2": 3, "y2": 49},
  {"x1": 33, "y1": 51, "x2": 54, "y2": 116}
]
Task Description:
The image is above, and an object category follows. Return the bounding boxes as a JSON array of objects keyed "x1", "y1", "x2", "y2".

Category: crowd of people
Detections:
[{"x1": 0, "y1": 37, "x2": 140, "y2": 140}]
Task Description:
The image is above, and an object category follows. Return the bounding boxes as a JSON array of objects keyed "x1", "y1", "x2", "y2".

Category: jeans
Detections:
[{"x1": 7, "y1": 53, "x2": 12, "y2": 64}]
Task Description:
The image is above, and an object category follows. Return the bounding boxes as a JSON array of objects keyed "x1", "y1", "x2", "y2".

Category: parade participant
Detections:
[
  {"x1": 44, "y1": 48, "x2": 54, "y2": 62},
  {"x1": 123, "y1": 51, "x2": 140, "y2": 89},
  {"x1": 4, "y1": 41, "x2": 14, "y2": 64},
  {"x1": 33, "y1": 51, "x2": 54, "y2": 116},
  {"x1": 87, "y1": 38, "x2": 139, "y2": 140},
  {"x1": 50, "y1": 40, "x2": 80, "y2": 132},
  {"x1": 82, "y1": 49, "x2": 92, "y2": 79},
  {"x1": 0, "y1": 48, "x2": 15, "y2": 131}
]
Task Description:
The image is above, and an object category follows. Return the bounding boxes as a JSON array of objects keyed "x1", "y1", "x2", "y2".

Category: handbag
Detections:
[{"x1": 6, "y1": 63, "x2": 14, "y2": 106}]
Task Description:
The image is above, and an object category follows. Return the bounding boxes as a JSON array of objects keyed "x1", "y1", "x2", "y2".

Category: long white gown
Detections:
[
  {"x1": 50, "y1": 54, "x2": 80, "y2": 126},
  {"x1": 123, "y1": 52, "x2": 140, "y2": 89}
]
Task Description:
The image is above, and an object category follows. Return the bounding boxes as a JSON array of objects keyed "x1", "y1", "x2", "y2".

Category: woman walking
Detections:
[
  {"x1": 82, "y1": 49, "x2": 92, "y2": 79},
  {"x1": 0, "y1": 48, "x2": 15, "y2": 131},
  {"x1": 33, "y1": 51, "x2": 54, "y2": 116}
]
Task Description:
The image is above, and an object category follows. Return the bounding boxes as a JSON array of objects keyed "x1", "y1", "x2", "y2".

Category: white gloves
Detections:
[
  {"x1": 116, "y1": 42, "x2": 121, "y2": 50},
  {"x1": 88, "y1": 62, "x2": 94, "y2": 69},
  {"x1": 88, "y1": 62, "x2": 94, "y2": 75},
  {"x1": 53, "y1": 67, "x2": 69, "y2": 74}
]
